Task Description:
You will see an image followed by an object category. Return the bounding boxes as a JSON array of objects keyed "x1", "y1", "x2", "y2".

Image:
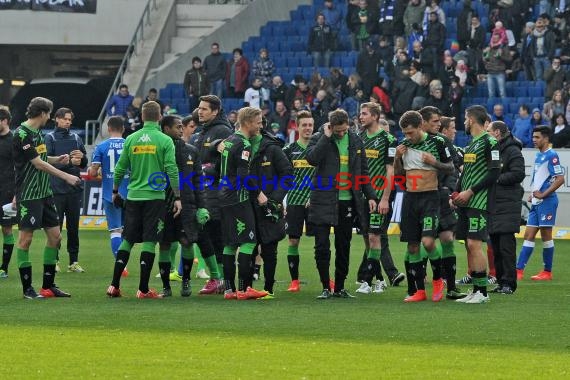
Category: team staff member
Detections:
[
  {"x1": 453, "y1": 105, "x2": 501, "y2": 304},
  {"x1": 45, "y1": 107, "x2": 88, "y2": 273},
  {"x1": 194, "y1": 95, "x2": 233, "y2": 276},
  {"x1": 158, "y1": 115, "x2": 208, "y2": 297},
  {"x1": 394, "y1": 111, "x2": 454, "y2": 303},
  {"x1": 282, "y1": 110, "x2": 315, "y2": 292},
  {"x1": 0, "y1": 108, "x2": 16, "y2": 279},
  {"x1": 106, "y1": 101, "x2": 180, "y2": 299},
  {"x1": 218, "y1": 107, "x2": 268, "y2": 300},
  {"x1": 88, "y1": 116, "x2": 129, "y2": 275},
  {"x1": 12, "y1": 97, "x2": 81, "y2": 298},
  {"x1": 249, "y1": 123, "x2": 293, "y2": 298},
  {"x1": 306, "y1": 109, "x2": 377, "y2": 299},
  {"x1": 486, "y1": 121, "x2": 525, "y2": 294}
]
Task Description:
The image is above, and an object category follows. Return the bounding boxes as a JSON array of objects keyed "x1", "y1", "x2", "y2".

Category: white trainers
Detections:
[
  {"x1": 465, "y1": 291, "x2": 490, "y2": 304},
  {"x1": 355, "y1": 282, "x2": 372, "y2": 294},
  {"x1": 195, "y1": 269, "x2": 210, "y2": 279},
  {"x1": 373, "y1": 280, "x2": 387, "y2": 293},
  {"x1": 455, "y1": 290, "x2": 474, "y2": 303}
]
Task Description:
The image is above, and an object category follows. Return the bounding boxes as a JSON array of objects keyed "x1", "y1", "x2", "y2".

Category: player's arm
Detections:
[
  {"x1": 88, "y1": 163, "x2": 101, "y2": 177},
  {"x1": 456, "y1": 141, "x2": 500, "y2": 205},
  {"x1": 30, "y1": 156, "x2": 80, "y2": 186},
  {"x1": 163, "y1": 139, "x2": 180, "y2": 198},
  {"x1": 424, "y1": 137, "x2": 455, "y2": 175},
  {"x1": 393, "y1": 144, "x2": 406, "y2": 176},
  {"x1": 88, "y1": 145, "x2": 102, "y2": 177},
  {"x1": 380, "y1": 138, "x2": 397, "y2": 209},
  {"x1": 236, "y1": 141, "x2": 259, "y2": 193},
  {"x1": 113, "y1": 141, "x2": 130, "y2": 191},
  {"x1": 359, "y1": 140, "x2": 377, "y2": 203},
  {"x1": 535, "y1": 155, "x2": 565, "y2": 199}
]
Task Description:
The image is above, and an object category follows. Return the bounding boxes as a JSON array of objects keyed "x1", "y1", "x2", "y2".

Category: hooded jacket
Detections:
[
  {"x1": 305, "y1": 129, "x2": 376, "y2": 227},
  {"x1": 488, "y1": 133, "x2": 525, "y2": 234}
]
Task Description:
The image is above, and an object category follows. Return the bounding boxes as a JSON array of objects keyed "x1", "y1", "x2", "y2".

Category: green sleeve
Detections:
[
  {"x1": 114, "y1": 139, "x2": 130, "y2": 187},
  {"x1": 163, "y1": 138, "x2": 179, "y2": 192}
]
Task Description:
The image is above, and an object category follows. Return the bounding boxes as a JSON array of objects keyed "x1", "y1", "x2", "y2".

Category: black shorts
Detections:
[
  {"x1": 180, "y1": 205, "x2": 199, "y2": 244},
  {"x1": 123, "y1": 199, "x2": 166, "y2": 243},
  {"x1": 400, "y1": 191, "x2": 439, "y2": 243},
  {"x1": 161, "y1": 211, "x2": 183, "y2": 244},
  {"x1": 17, "y1": 197, "x2": 59, "y2": 230},
  {"x1": 286, "y1": 204, "x2": 314, "y2": 238},
  {"x1": 456, "y1": 207, "x2": 489, "y2": 241},
  {"x1": 220, "y1": 201, "x2": 256, "y2": 246},
  {"x1": 361, "y1": 203, "x2": 391, "y2": 235},
  {"x1": 438, "y1": 195, "x2": 457, "y2": 233}
]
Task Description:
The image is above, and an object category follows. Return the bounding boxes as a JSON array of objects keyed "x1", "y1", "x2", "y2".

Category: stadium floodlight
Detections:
[{"x1": 11, "y1": 80, "x2": 26, "y2": 86}]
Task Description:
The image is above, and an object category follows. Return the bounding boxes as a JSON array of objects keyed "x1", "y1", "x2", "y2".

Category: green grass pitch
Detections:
[{"x1": 1, "y1": 231, "x2": 569, "y2": 379}]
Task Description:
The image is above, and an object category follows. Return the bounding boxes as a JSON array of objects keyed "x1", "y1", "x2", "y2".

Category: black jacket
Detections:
[
  {"x1": 308, "y1": 23, "x2": 334, "y2": 53},
  {"x1": 468, "y1": 24, "x2": 486, "y2": 50},
  {"x1": 183, "y1": 67, "x2": 209, "y2": 98},
  {"x1": 488, "y1": 134, "x2": 525, "y2": 234},
  {"x1": 192, "y1": 112, "x2": 233, "y2": 219},
  {"x1": 392, "y1": 77, "x2": 418, "y2": 115},
  {"x1": 305, "y1": 130, "x2": 376, "y2": 226},
  {"x1": 45, "y1": 127, "x2": 88, "y2": 194},
  {"x1": 457, "y1": 5, "x2": 474, "y2": 43},
  {"x1": 424, "y1": 20, "x2": 446, "y2": 51},
  {"x1": 249, "y1": 130, "x2": 294, "y2": 243},
  {"x1": 176, "y1": 139, "x2": 205, "y2": 209},
  {"x1": 552, "y1": 125, "x2": 570, "y2": 148}
]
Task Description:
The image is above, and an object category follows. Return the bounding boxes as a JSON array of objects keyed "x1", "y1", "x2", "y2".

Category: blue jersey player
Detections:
[
  {"x1": 88, "y1": 116, "x2": 129, "y2": 275},
  {"x1": 517, "y1": 126, "x2": 565, "y2": 281}
]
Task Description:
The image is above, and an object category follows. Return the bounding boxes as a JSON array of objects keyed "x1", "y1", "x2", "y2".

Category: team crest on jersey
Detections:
[
  {"x1": 137, "y1": 134, "x2": 151, "y2": 143},
  {"x1": 373, "y1": 139, "x2": 379, "y2": 147},
  {"x1": 241, "y1": 150, "x2": 250, "y2": 160}
]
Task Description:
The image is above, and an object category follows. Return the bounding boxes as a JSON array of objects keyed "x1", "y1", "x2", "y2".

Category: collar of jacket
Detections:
[
  {"x1": 142, "y1": 121, "x2": 160, "y2": 130},
  {"x1": 54, "y1": 126, "x2": 70, "y2": 136}
]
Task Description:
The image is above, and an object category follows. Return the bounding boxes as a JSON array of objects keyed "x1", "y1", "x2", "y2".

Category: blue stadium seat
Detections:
[
  {"x1": 528, "y1": 86, "x2": 543, "y2": 98},
  {"x1": 267, "y1": 40, "x2": 279, "y2": 52},
  {"x1": 171, "y1": 87, "x2": 185, "y2": 99},
  {"x1": 287, "y1": 56, "x2": 300, "y2": 67},
  {"x1": 159, "y1": 88, "x2": 170, "y2": 99},
  {"x1": 274, "y1": 56, "x2": 286, "y2": 68},
  {"x1": 300, "y1": 55, "x2": 312, "y2": 67},
  {"x1": 331, "y1": 53, "x2": 342, "y2": 67},
  {"x1": 260, "y1": 25, "x2": 272, "y2": 37}
]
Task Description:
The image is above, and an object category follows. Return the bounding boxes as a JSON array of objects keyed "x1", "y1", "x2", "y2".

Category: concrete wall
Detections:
[
  {"x1": 0, "y1": 0, "x2": 148, "y2": 45},
  {"x1": 142, "y1": 0, "x2": 311, "y2": 92}
]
